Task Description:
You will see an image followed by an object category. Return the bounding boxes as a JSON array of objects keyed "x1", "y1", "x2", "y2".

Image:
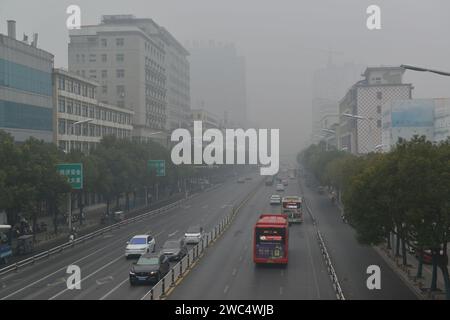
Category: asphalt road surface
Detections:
[
  {"x1": 300, "y1": 170, "x2": 417, "y2": 300},
  {"x1": 169, "y1": 177, "x2": 337, "y2": 300},
  {"x1": 0, "y1": 173, "x2": 261, "y2": 300}
]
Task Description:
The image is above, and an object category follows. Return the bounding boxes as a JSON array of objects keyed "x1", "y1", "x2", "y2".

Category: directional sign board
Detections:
[
  {"x1": 57, "y1": 163, "x2": 83, "y2": 190},
  {"x1": 148, "y1": 160, "x2": 166, "y2": 177}
]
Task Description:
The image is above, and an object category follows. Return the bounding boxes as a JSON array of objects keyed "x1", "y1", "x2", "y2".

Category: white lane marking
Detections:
[
  {"x1": 279, "y1": 286, "x2": 283, "y2": 295},
  {"x1": 202, "y1": 205, "x2": 209, "y2": 209},
  {"x1": 232, "y1": 268, "x2": 237, "y2": 276},
  {"x1": 99, "y1": 277, "x2": 129, "y2": 300},
  {"x1": 239, "y1": 255, "x2": 243, "y2": 262},
  {"x1": 96, "y1": 276, "x2": 114, "y2": 285},
  {"x1": 305, "y1": 226, "x2": 321, "y2": 299},
  {"x1": 0, "y1": 243, "x2": 122, "y2": 300},
  {"x1": 47, "y1": 278, "x2": 66, "y2": 287},
  {"x1": 49, "y1": 255, "x2": 123, "y2": 300},
  {"x1": 168, "y1": 230, "x2": 178, "y2": 238},
  {"x1": 224, "y1": 285, "x2": 229, "y2": 294}
]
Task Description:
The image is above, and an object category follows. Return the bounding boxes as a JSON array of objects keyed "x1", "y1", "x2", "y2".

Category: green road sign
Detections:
[
  {"x1": 148, "y1": 160, "x2": 166, "y2": 177},
  {"x1": 57, "y1": 163, "x2": 83, "y2": 190}
]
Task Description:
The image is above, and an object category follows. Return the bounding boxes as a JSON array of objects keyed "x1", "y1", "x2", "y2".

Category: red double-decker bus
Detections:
[{"x1": 253, "y1": 214, "x2": 289, "y2": 264}]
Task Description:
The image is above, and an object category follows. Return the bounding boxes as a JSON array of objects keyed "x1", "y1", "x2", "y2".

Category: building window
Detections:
[
  {"x1": 58, "y1": 98, "x2": 66, "y2": 113},
  {"x1": 81, "y1": 70, "x2": 85, "y2": 78},
  {"x1": 116, "y1": 85, "x2": 125, "y2": 97},
  {"x1": 377, "y1": 120, "x2": 382, "y2": 128},
  {"x1": 376, "y1": 91, "x2": 382, "y2": 100},
  {"x1": 89, "y1": 54, "x2": 96, "y2": 62},
  {"x1": 116, "y1": 54, "x2": 124, "y2": 62},
  {"x1": 116, "y1": 69, "x2": 125, "y2": 78},
  {"x1": 89, "y1": 105, "x2": 95, "y2": 118},
  {"x1": 101, "y1": 54, "x2": 107, "y2": 63},
  {"x1": 377, "y1": 105, "x2": 381, "y2": 114},
  {"x1": 116, "y1": 38, "x2": 124, "y2": 46},
  {"x1": 58, "y1": 119, "x2": 66, "y2": 135},
  {"x1": 101, "y1": 39, "x2": 107, "y2": 47},
  {"x1": 101, "y1": 70, "x2": 108, "y2": 78},
  {"x1": 89, "y1": 70, "x2": 97, "y2": 79},
  {"x1": 117, "y1": 101, "x2": 125, "y2": 108},
  {"x1": 75, "y1": 102, "x2": 81, "y2": 115},
  {"x1": 102, "y1": 85, "x2": 108, "y2": 94},
  {"x1": 58, "y1": 77, "x2": 65, "y2": 90},
  {"x1": 82, "y1": 104, "x2": 88, "y2": 117},
  {"x1": 67, "y1": 100, "x2": 73, "y2": 114}
]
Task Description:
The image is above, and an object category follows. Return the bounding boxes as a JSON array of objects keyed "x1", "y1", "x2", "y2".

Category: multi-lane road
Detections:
[{"x1": 0, "y1": 169, "x2": 417, "y2": 300}]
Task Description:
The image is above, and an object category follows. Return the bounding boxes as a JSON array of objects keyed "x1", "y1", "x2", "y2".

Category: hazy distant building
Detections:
[
  {"x1": 311, "y1": 61, "x2": 363, "y2": 144},
  {"x1": 0, "y1": 20, "x2": 54, "y2": 142},
  {"x1": 53, "y1": 68, "x2": 133, "y2": 153},
  {"x1": 191, "y1": 108, "x2": 222, "y2": 130},
  {"x1": 68, "y1": 15, "x2": 187, "y2": 146},
  {"x1": 338, "y1": 66, "x2": 413, "y2": 154},
  {"x1": 188, "y1": 41, "x2": 247, "y2": 128}
]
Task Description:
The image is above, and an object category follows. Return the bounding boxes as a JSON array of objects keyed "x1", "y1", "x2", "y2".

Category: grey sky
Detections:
[{"x1": 1, "y1": 0, "x2": 450, "y2": 154}]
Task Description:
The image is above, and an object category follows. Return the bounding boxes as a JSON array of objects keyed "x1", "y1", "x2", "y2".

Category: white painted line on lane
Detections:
[
  {"x1": 168, "y1": 230, "x2": 178, "y2": 238},
  {"x1": 99, "y1": 277, "x2": 129, "y2": 300},
  {"x1": 48, "y1": 255, "x2": 123, "y2": 300},
  {"x1": 232, "y1": 268, "x2": 237, "y2": 276},
  {"x1": 224, "y1": 285, "x2": 229, "y2": 294}
]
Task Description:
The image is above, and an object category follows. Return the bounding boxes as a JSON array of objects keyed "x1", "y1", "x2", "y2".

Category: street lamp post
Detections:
[
  {"x1": 342, "y1": 113, "x2": 374, "y2": 153},
  {"x1": 69, "y1": 119, "x2": 93, "y2": 152}
]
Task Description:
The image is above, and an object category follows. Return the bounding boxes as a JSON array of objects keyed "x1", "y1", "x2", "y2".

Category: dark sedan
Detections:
[
  {"x1": 129, "y1": 253, "x2": 170, "y2": 285},
  {"x1": 161, "y1": 239, "x2": 187, "y2": 261}
]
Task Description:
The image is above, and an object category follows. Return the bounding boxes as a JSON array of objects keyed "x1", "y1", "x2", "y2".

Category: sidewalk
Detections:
[{"x1": 329, "y1": 188, "x2": 448, "y2": 300}]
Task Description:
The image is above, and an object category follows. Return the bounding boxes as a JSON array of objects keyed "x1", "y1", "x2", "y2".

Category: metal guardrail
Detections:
[
  {"x1": 141, "y1": 179, "x2": 262, "y2": 300},
  {"x1": 0, "y1": 184, "x2": 222, "y2": 277}
]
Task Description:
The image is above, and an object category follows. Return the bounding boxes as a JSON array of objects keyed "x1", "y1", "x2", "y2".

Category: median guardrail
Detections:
[
  {"x1": 141, "y1": 179, "x2": 263, "y2": 300},
  {"x1": 0, "y1": 183, "x2": 222, "y2": 277}
]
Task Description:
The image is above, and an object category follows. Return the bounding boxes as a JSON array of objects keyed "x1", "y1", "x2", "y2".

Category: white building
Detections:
[
  {"x1": 382, "y1": 99, "x2": 434, "y2": 152},
  {"x1": 53, "y1": 68, "x2": 133, "y2": 153},
  {"x1": 68, "y1": 15, "x2": 188, "y2": 146},
  {"x1": 337, "y1": 67, "x2": 413, "y2": 154}
]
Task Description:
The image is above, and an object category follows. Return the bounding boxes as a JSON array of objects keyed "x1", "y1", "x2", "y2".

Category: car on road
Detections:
[
  {"x1": 270, "y1": 194, "x2": 281, "y2": 205},
  {"x1": 237, "y1": 177, "x2": 245, "y2": 183},
  {"x1": 282, "y1": 179, "x2": 288, "y2": 186},
  {"x1": 129, "y1": 253, "x2": 170, "y2": 285},
  {"x1": 276, "y1": 183, "x2": 285, "y2": 192},
  {"x1": 161, "y1": 238, "x2": 188, "y2": 261},
  {"x1": 125, "y1": 235, "x2": 156, "y2": 259},
  {"x1": 245, "y1": 176, "x2": 252, "y2": 180},
  {"x1": 184, "y1": 226, "x2": 204, "y2": 244}
]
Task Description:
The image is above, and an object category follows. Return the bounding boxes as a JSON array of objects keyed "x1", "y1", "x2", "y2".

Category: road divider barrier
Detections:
[
  {"x1": 141, "y1": 178, "x2": 264, "y2": 300},
  {"x1": 0, "y1": 183, "x2": 222, "y2": 277}
]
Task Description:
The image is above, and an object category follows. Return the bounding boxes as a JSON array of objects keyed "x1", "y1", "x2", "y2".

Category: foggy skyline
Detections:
[{"x1": 2, "y1": 0, "x2": 450, "y2": 155}]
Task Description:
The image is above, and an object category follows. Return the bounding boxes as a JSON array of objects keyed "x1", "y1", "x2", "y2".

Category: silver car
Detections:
[{"x1": 184, "y1": 226, "x2": 204, "y2": 245}]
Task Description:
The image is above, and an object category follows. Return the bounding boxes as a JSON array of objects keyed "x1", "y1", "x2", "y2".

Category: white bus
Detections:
[{"x1": 281, "y1": 196, "x2": 303, "y2": 224}]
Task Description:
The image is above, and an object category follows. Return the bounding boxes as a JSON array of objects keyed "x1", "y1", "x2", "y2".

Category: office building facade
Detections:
[{"x1": 0, "y1": 20, "x2": 54, "y2": 142}]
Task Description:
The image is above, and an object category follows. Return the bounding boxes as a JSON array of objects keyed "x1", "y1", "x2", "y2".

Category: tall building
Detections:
[
  {"x1": 311, "y1": 61, "x2": 363, "y2": 144},
  {"x1": 53, "y1": 68, "x2": 133, "y2": 153},
  {"x1": 188, "y1": 41, "x2": 247, "y2": 128},
  {"x1": 337, "y1": 66, "x2": 413, "y2": 154},
  {"x1": 0, "y1": 20, "x2": 54, "y2": 142},
  {"x1": 68, "y1": 15, "x2": 188, "y2": 146},
  {"x1": 160, "y1": 28, "x2": 190, "y2": 132},
  {"x1": 434, "y1": 98, "x2": 450, "y2": 143}
]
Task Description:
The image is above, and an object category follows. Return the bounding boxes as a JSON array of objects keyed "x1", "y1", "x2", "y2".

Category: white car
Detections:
[
  {"x1": 184, "y1": 226, "x2": 204, "y2": 244},
  {"x1": 125, "y1": 235, "x2": 156, "y2": 259},
  {"x1": 276, "y1": 183, "x2": 285, "y2": 192},
  {"x1": 270, "y1": 194, "x2": 281, "y2": 205}
]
